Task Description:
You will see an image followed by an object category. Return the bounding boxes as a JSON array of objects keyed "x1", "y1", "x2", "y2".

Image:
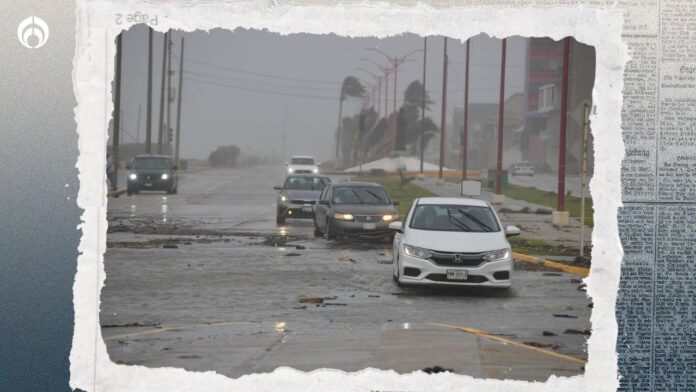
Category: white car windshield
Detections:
[
  {"x1": 290, "y1": 157, "x2": 315, "y2": 165},
  {"x1": 409, "y1": 204, "x2": 500, "y2": 232}
]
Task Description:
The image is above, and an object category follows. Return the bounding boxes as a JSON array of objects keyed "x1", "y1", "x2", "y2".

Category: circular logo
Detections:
[{"x1": 18, "y1": 16, "x2": 49, "y2": 49}]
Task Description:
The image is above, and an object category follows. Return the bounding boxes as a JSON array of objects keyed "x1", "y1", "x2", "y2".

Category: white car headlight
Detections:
[
  {"x1": 404, "y1": 244, "x2": 432, "y2": 259},
  {"x1": 334, "y1": 213, "x2": 354, "y2": 221},
  {"x1": 129, "y1": 173, "x2": 137, "y2": 180},
  {"x1": 482, "y1": 248, "x2": 511, "y2": 261},
  {"x1": 280, "y1": 195, "x2": 288, "y2": 203},
  {"x1": 382, "y1": 213, "x2": 399, "y2": 222},
  {"x1": 161, "y1": 173, "x2": 169, "y2": 180},
  {"x1": 313, "y1": 168, "x2": 319, "y2": 173},
  {"x1": 287, "y1": 168, "x2": 294, "y2": 173}
]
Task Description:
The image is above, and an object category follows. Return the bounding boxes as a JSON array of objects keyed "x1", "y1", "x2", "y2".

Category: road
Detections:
[{"x1": 102, "y1": 166, "x2": 591, "y2": 381}]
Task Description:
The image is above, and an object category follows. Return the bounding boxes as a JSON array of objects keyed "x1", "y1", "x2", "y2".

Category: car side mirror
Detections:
[
  {"x1": 505, "y1": 225, "x2": 521, "y2": 237},
  {"x1": 284, "y1": 162, "x2": 289, "y2": 166},
  {"x1": 319, "y1": 200, "x2": 330, "y2": 206},
  {"x1": 392, "y1": 200, "x2": 400, "y2": 206},
  {"x1": 273, "y1": 185, "x2": 283, "y2": 191},
  {"x1": 125, "y1": 164, "x2": 131, "y2": 170},
  {"x1": 388, "y1": 221, "x2": 403, "y2": 233}
]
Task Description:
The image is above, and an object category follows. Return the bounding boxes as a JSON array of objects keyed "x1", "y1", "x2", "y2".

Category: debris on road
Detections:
[
  {"x1": 543, "y1": 272, "x2": 562, "y2": 276},
  {"x1": 553, "y1": 314, "x2": 578, "y2": 319},
  {"x1": 162, "y1": 244, "x2": 178, "y2": 249},
  {"x1": 422, "y1": 366, "x2": 453, "y2": 374},
  {"x1": 324, "y1": 303, "x2": 348, "y2": 306},
  {"x1": 570, "y1": 278, "x2": 583, "y2": 284},
  {"x1": 292, "y1": 306, "x2": 307, "y2": 310},
  {"x1": 298, "y1": 296, "x2": 323, "y2": 304},
  {"x1": 294, "y1": 245, "x2": 306, "y2": 250},
  {"x1": 286, "y1": 253, "x2": 301, "y2": 257},
  {"x1": 101, "y1": 321, "x2": 160, "y2": 328},
  {"x1": 524, "y1": 341, "x2": 561, "y2": 350},
  {"x1": 339, "y1": 255, "x2": 357, "y2": 263},
  {"x1": 542, "y1": 331, "x2": 557, "y2": 336},
  {"x1": 564, "y1": 329, "x2": 591, "y2": 336},
  {"x1": 323, "y1": 296, "x2": 338, "y2": 300}
]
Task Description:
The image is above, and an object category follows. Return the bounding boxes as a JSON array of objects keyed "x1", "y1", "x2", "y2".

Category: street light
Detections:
[
  {"x1": 365, "y1": 48, "x2": 423, "y2": 152},
  {"x1": 357, "y1": 67, "x2": 382, "y2": 116},
  {"x1": 360, "y1": 58, "x2": 393, "y2": 152}
]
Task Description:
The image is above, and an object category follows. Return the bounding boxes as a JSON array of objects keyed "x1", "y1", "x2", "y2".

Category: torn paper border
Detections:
[{"x1": 71, "y1": 2, "x2": 625, "y2": 391}]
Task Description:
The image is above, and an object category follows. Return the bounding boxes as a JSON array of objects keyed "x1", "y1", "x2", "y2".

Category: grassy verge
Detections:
[
  {"x1": 501, "y1": 184, "x2": 594, "y2": 227},
  {"x1": 349, "y1": 176, "x2": 435, "y2": 217}
]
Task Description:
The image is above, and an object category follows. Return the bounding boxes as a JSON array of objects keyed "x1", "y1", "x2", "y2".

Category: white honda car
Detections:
[
  {"x1": 285, "y1": 156, "x2": 320, "y2": 175},
  {"x1": 389, "y1": 197, "x2": 520, "y2": 288}
]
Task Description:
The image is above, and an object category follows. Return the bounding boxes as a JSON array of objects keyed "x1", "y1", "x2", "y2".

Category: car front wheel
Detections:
[
  {"x1": 276, "y1": 209, "x2": 285, "y2": 225},
  {"x1": 325, "y1": 218, "x2": 336, "y2": 240},
  {"x1": 313, "y1": 217, "x2": 322, "y2": 237},
  {"x1": 392, "y1": 255, "x2": 403, "y2": 287}
]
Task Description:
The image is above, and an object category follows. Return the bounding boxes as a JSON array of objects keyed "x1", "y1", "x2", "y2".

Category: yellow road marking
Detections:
[
  {"x1": 428, "y1": 322, "x2": 587, "y2": 365},
  {"x1": 103, "y1": 320, "x2": 263, "y2": 341},
  {"x1": 512, "y1": 252, "x2": 589, "y2": 277}
]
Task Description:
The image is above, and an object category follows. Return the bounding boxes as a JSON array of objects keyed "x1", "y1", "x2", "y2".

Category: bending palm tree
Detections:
[{"x1": 336, "y1": 76, "x2": 365, "y2": 165}]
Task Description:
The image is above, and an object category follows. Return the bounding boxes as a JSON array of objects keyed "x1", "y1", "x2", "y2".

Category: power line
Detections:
[
  {"x1": 174, "y1": 55, "x2": 342, "y2": 86},
  {"x1": 183, "y1": 69, "x2": 340, "y2": 93},
  {"x1": 184, "y1": 76, "x2": 346, "y2": 101}
]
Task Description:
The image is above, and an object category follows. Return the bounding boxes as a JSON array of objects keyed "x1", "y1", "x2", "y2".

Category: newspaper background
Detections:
[{"x1": 68, "y1": 1, "x2": 691, "y2": 391}]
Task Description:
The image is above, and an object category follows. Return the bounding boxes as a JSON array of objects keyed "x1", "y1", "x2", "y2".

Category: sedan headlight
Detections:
[
  {"x1": 161, "y1": 173, "x2": 169, "y2": 180},
  {"x1": 287, "y1": 168, "x2": 294, "y2": 173},
  {"x1": 129, "y1": 173, "x2": 137, "y2": 180},
  {"x1": 404, "y1": 244, "x2": 432, "y2": 259},
  {"x1": 313, "y1": 168, "x2": 319, "y2": 173},
  {"x1": 382, "y1": 213, "x2": 399, "y2": 222},
  {"x1": 280, "y1": 195, "x2": 288, "y2": 203},
  {"x1": 482, "y1": 248, "x2": 511, "y2": 261},
  {"x1": 334, "y1": 213, "x2": 354, "y2": 221}
]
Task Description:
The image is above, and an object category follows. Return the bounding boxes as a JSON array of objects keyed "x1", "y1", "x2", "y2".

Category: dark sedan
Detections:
[
  {"x1": 313, "y1": 182, "x2": 399, "y2": 240},
  {"x1": 126, "y1": 155, "x2": 178, "y2": 195},
  {"x1": 274, "y1": 174, "x2": 331, "y2": 224}
]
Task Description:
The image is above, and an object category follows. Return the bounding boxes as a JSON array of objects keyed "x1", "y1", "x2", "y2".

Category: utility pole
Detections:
[
  {"x1": 166, "y1": 31, "x2": 173, "y2": 155},
  {"x1": 146, "y1": 27, "x2": 153, "y2": 154},
  {"x1": 392, "y1": 56, "x2": 398, "y2": 151},
  {"x1": 494, "y1": 38, "x2": 507, "y2": 202},
  {"x1": 112, "y1": 34, "x2": 123, "y2": 191},
  {"x1": 157, "y1": 30, "x2": 168, "y2": 154},
  {"x1": 136, "y1": 104, "x2": 141, "y2": 145},
  {"x1": 283, "y1": 103, "x2": 288, "y2": 158},
  {"x1": 580, "y1": 102, "x2": 590, "y2": 256},
  {"x1": 554, "y1": 37, "x2": 571, "y2": 225},
  {"x1": 174, "y1": 37, "x2": 185, "y2": 167},
  {"x1": 438, "y1": 37, "x2": 448, "y2": 179},
  {"x1": 462, "y1": 38, "x2": 470, "y2": 181},
  {"x1": 420, "y1": 36, "x2": 427, "y2": 174}
]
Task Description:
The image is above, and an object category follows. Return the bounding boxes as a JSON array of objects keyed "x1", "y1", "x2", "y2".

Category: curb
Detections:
[{"x1": 512, "y1": 252, "x2": 589, "y2": 277}]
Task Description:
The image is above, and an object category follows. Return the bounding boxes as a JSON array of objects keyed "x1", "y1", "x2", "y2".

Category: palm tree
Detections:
[{"x1": 336, "y1": 76, "x2": 366, "y2": 164}]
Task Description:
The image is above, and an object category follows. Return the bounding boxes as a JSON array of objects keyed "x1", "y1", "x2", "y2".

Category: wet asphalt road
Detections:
[{"x1": 102, "y1": 166, "x2": 591, "y2": 381}]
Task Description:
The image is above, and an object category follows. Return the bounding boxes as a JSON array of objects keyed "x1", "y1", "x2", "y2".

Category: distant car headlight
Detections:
[
  {"x1": 280, "y1": 195, "x2": 288, "y2": 203},
  {"x1": 161, "y1": 173, "x2": 169, "y2": 180},
  {"x1": 382, "y1": 213, "x2": 399, "y2": 222},
  {"x1": 129, "y1": 173, "x2": 137, "y2": 180},
  {"x1": 404, "y1": 244, "x2": 432, "y2": 259},
  {"x1": 482, "y1": 248, "x2": 511, "y2": 261},
  {"x1": 334, "y1": 213, "x2": 354, "y2": 221},
  {"x1": 313, "y1": 168, "x2": 319, "y2": 173}
]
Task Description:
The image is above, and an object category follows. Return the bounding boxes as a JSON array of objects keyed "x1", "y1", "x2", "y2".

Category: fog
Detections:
[{"x1": 117, "y1": 26, "x2": 527, "y2": 161}]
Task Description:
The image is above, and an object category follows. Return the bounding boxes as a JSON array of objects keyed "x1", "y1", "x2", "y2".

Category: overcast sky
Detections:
[{"x1": 118, "y1": 26, "x2": 528, "y2": 161}]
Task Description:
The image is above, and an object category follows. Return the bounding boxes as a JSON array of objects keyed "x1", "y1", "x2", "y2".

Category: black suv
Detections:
[{"x1": 126, "y1": 155, "x2": 178, "y2": 195}]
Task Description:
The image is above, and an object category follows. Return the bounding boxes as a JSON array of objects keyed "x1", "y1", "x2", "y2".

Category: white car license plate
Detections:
[
  {"x1": 362, "y1": 222, "x2": 377, "y2": 230},
  {"x1": 447, "y1": 269, "x2": 468, "y2": 280},
  {"x1": 302, "y1": 206, "x2": 313, "y2": 212}
]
